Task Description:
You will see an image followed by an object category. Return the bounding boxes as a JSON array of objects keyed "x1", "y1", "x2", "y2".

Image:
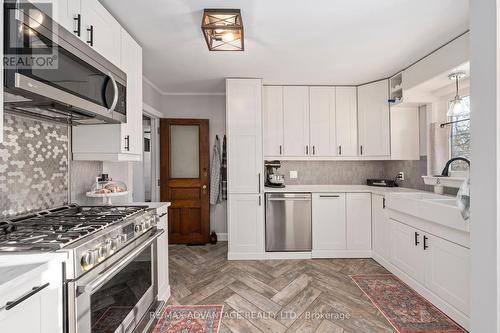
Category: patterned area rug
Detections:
[
  {"x1": 351, "y1": 274, "x2": 467, "y2": 333},
  {"x1": 152, "y1": 304, "x2": 223, "y2": 333}
]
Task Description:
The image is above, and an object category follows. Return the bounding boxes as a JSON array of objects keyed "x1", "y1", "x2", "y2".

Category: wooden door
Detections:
[
  {"x1": 358, "y1": 80, "x2": 391, "y2": 157},
  {"x1": 283, "y1": 86, "x2": 310, "y2": 157},
  {"x1": 335, "y1": 87, "x2": 358, "y2": 157},
  {"x1": 160, "y1": 119, "x2": 210, "y2": 245}
]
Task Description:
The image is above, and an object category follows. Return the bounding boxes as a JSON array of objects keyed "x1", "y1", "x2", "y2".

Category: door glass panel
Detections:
[
  {"x1": 90, "y1": 246, "x2": 152, "y2": 333},
  {"x1": 170, "y1": 125, "x2": 200, "y2": 178}
]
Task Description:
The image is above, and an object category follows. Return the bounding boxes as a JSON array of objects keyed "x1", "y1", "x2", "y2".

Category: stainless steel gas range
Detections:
[{"x1": 0, "y1": 205, "x2": 163, "y2": 333}]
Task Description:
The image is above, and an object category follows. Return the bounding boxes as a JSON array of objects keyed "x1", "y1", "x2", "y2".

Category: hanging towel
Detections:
[
  {"x1": 210, "y1": 135, "x2": 222, "y2": 205},
  {"x1": 457, "y1": 178, "x2": 470, "y2": 221},
  {"x1": 221, "y1": 135, "x2": 228, "y2": 201}
]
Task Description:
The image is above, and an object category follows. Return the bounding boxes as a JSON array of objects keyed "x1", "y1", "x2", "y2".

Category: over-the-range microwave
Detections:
[{"x1": 3, "y1": 0, "x2": 127, "y2": 124}]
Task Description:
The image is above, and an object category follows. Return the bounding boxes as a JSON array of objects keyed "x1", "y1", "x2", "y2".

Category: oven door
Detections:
[
  {"x1": 68, "y1": 229, "x2": 162, "y2": 333},
  {"x1": 3, "y1": 0, "x2": 127, "y2": 123}
]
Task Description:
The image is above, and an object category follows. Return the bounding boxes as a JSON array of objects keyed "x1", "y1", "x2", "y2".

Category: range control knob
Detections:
[
  {"x1": 81, "y1": 251, "x2": 96, "y2": 271},
  {"x1": 134, "y1": 223, "x2": 144, "y2": 233},
  {"x1": 97, "y1": 245, "x2": 107, "y2": 262},
  {"x1": 119, "y1": 234, "x2": 127, "y2": 243}
]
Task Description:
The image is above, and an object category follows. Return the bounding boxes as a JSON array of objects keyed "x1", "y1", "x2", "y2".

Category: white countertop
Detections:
[
  {"x1": 264, "y1": 184, "x2": 425, "y2": 196},
  {"x1": 0, "y1": 262, "x2": 45, "y2": 286}
]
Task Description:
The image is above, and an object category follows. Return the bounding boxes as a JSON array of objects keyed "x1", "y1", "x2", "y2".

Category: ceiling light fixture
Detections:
[
  {"x1": 447, "y1": 71, "x2": 469, "y2": 118},
  {"x1": 201, "y1": 9, "x2": 244, "y2": 51}
]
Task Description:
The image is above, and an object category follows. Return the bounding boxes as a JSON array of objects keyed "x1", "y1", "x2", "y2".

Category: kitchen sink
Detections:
[{"x1": 385, "y1": 192, "x2": 469, "y2": 233}]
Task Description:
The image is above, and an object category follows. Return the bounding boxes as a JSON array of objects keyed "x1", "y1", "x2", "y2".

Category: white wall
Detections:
[
  {"x1": 143, "y1": 78, "x2": 163, "y2": 111},
  {"x1": 470, "y1": 1, "x2": 500, "y2": 331},
  {"x1": 160, "y1": 94, "x2": 227, "y2": 235}
]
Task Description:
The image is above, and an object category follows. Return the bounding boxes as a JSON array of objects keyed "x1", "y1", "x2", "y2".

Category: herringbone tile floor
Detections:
[{"x1": 167, "y1": 242, "x2": 395, "y2": 333}]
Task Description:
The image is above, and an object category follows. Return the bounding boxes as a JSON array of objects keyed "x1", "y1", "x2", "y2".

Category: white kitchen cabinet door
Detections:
[
  {"x1": 391, "y1": 106, "x2": 420, "y2": 160},
  {"x1": 424, "y1": 234, "x2": 470, "y2": 315},
  {"x1": 263, "y1": 86, "x2": 284, "y2": 157},
  {"x1": 358, "y1": 80, "x2": 390, "y2": 157},
  {"x1": 81, "y1": 0, "x2": 121, "y2": 66},
  {"x1": 312, "y1": 193, "x2": 346, "y2": 252},
  {"x1": 372, "y1": 194, "x2": 390, "y2": 261},
  {"x1": 310, "y1": 87, "x2": 336, "y2": 157},
  {"x1": 283, "y1": 86, "x2": 310, "y2": 157},
  {"x1": 52, "y1": 0, "x2": 81, "y2": 36},
  {"x1": 346, "y1": 193, "x2": 371, "y2": 250},
  {"x1": 389, "y1": 219, "x2": 425, "y2": 283},
  {"x1": 228, "y1": 194, "x2": 264, "y2": 255},
  {"x1": 335, "y1": 87, "x2": 358, "y2": 157},
  {"x1": 226, "y1": 79, "x2": 263, "y2": 194}
]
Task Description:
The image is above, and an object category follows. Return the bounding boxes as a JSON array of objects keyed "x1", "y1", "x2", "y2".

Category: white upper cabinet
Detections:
[
  {"x1": 263, "y1": 86, "x2": 284, "y2": 157},
  {"x1": 72, "y1": 29, "x2": 143, "y2": 161},
  {"x1": 335, "y1": 87, "x2": 358, "y2": 157},
  {"x1": 309, "y1": 87, "x2": 336, "y2": 157},
  {"x1": 391, "y1": 106, "x2": 420, "y2": 160},
  {"x1": 358, "y1": 80, "x2": 391, "y2": 157},
  {"x1": 283, "y1": 86, "x2": 310, "y2": 157},
  {"x1": 80, "y1": 0, "x2": 121, "y2": 66},
  {"x1": 53, "y1": 0, "x2": 81, "y2": 36},
  {"x1": 226, "y1": 79, "x2": 263, "y2": 194}
]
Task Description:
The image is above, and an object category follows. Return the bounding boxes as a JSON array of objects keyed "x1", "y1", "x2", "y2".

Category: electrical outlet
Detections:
[
  {"x1": 290, "y1": 171, "x2": 298, "y2": 179},
  {"x1": 397, "y1": 171, "x2": 405, "y2": 181}
]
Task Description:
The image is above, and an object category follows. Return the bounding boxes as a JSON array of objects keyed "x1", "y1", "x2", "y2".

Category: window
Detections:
[{"x1": 449, "y1": 95, "x2": 470, "y2": 171}]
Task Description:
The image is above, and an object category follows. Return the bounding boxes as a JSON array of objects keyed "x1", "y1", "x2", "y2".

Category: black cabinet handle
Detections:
[
  {"x1": 360, "y1": 145, "x2": 364, "y2": 155},
  {"x1": 414, "y1": 232, "x2": 420, "y2": 246},
  {"x1": 5, "y1": 283, "x2": 49, "y2": 311},
  {"x1": 87, "y1": 25, "x2": 94, "y2": 46},
  {"x1": 279, "y1": 145, "x2": 282, "y2": 155},
  {"x1": 319, "y1": 195, "x2": 340, "y2": 198},
  {"x1": 312, "y1": 146, "x2": 315, "y2": 155},
  {"x1": 306, "y1": 146, "x2": 309, "y2": 155},
  {"x1": 382, "y1": 198, "x2": 386, "y2": 209},
  {"x1": 259, "y1": 196, "x2": 261, "y2": 206},
  {"x1": 423, "y1": 235, "x2": 429, "y2": 250},
  {"x1": 74, "y1": 14, "x2": 81, "y2": 36},
  {"x1": 258, "y1": 173, "x2": 261, "y2": 193},
  {"x1": 338, "y1": 146, "x2": 342, "y2": 155},
  {"x1": 124, "y1": 135, "x2": 130, "y2": 151}
]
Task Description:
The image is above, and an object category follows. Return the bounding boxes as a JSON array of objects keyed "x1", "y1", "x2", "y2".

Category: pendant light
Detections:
[{"x1": 447, "y1": 71, "x2": 469, "y2": 118}]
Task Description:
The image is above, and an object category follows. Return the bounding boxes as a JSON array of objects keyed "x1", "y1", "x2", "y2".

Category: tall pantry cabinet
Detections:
[{"x1": 226, "y1": 79, "x2": 265, "y2": 259}]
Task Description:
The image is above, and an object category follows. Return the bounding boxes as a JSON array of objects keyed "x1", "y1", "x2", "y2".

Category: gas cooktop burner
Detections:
[{"x1": 0, "y1": 205, "x2": 148, "y2": 251}]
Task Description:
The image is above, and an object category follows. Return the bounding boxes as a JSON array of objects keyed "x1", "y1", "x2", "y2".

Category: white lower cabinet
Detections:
[
  {"x1": 0, "y1": 261, "x2": 63, "y2": 333},
  {"x1": 389, "y1": 219, "x2": 425, "y2": 282},
  {"x1": 387, "y1": 218, "x2": 470, "y2": 326},
  {"x1": 372, "y1": 194, "x2": 390, "y2": 261},
  {"x1": 346, "y1": 193, "x2": 371, "y2": 251},
  {"x1": 228, "y1": 194, "x2": 264, "y2": 258},
  {"x1": 312, "y1": 193, "x2": 346, "y2": 254},
  {"x1": 424, "y1": 234, "x2": 470, "y2": 316},
  {"x1": 312, "y1": 192, "x2": 371, "y2": 257}
]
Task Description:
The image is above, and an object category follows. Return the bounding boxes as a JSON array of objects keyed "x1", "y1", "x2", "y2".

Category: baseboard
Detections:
[
  {"x1": 158, "y1": 285, "x2": 171, "y2": 302},
  {"x1": 312, "y1": 249, "x2": 372, "y2": 259},
  {"x1": 216, "y1": 233, "x2": 228, "y2": 241},
  {"x1": 228, "y1": 252, "x2": 312, "y2": 260}
]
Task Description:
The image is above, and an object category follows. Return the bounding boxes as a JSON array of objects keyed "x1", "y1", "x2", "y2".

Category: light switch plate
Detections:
[{"x1": 290, "y1": 171, "x2": 298, "y2": 179}]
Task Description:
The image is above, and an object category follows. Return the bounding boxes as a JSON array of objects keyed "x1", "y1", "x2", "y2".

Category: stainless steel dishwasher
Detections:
[{"x1": 265, "y1": 193, "x2": 312, "y2": 252}]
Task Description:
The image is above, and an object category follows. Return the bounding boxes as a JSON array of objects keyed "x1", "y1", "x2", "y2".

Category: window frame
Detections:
[{"x1": 447, "y1": 94, "x2": 470, "y2": 177}]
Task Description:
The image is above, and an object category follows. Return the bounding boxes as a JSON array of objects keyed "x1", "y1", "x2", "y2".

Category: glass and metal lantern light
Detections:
[
  {"x1": 201, "y1": 9, "x2": 244, "y2": 51},
  {"x1": 447, "y1": 71, "x2": 470, "y2": 118}
]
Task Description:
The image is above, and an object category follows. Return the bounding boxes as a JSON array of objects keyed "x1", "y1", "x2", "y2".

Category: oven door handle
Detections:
[
  {"x1": 84, "y1": 229, "x2": 164, "y2": 294},
  {"x1": 107, "y1": 72, "x2": 119, "y2": 113}
]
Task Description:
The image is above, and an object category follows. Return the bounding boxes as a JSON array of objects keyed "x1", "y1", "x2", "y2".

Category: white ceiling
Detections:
[{"x1": 101, "y1": 0, "x2": 469, "y2": 94}]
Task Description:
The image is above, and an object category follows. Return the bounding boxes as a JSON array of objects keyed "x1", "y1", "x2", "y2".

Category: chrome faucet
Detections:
[{"x1": 441, "y1": 157, "x2": 470, "y2": 177}]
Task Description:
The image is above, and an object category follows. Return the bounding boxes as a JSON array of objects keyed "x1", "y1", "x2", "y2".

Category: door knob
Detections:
[{"x1": 202, "y1": 185, "x2": 207, "y2": 189}]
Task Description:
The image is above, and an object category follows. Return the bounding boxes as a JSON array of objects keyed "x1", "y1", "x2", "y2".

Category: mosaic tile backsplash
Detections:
[{"x1": 0, "y1": 114, "x2": 69, "y2": 217}]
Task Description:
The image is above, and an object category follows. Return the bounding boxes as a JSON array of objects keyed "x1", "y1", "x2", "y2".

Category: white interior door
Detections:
[
  {"x1": 310, "y1": 87, "x2": 336, "y2": 157},
  {"x1": 283, "y1": 86, "x2": 310, "y2": 157},
  {"x1": 335, "y1": 87, "x2": 358, "y2": 157},
  {"x1": 263, "y1": 86, "x2": 284, "y2": 157}
]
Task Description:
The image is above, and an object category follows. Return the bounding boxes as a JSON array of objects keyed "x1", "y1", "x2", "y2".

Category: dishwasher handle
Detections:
[{"x1": 267, "y1": 197, "x2": 311, "y2": 201}]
